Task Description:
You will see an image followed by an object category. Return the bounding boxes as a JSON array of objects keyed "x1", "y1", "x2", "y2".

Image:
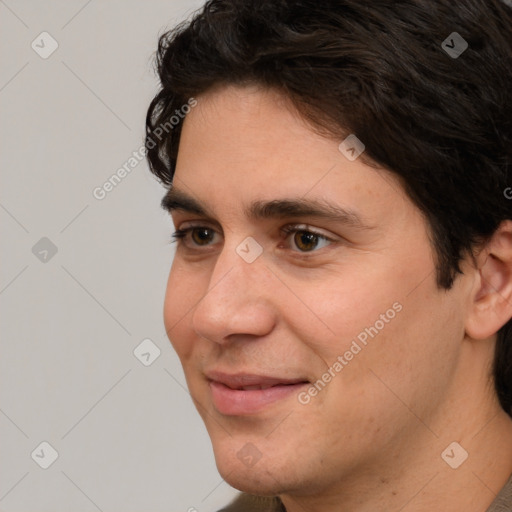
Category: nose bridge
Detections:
[
  {"x1": 190, "y1": 237, "x2": 274, "y2": 342},
  {"x1": 206, "y1": 235, "x2": 267, "y2": 300}
]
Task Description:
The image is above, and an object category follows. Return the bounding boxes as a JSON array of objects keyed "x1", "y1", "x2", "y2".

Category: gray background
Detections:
[{"x1": 0, "y1": 1, "x2": 239, "y2": 510}]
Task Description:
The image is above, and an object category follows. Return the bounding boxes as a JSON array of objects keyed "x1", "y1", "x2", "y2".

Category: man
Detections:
[{"x1": 145, "y1": 0, "x2": 512, "y2": 510}]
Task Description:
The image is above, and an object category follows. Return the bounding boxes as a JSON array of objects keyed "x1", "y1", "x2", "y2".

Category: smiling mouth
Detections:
[
  {"x1": 235, "y1": 384, "x2": 288, "y2": 390},
  {"x1": 205, "y1": 372, "x2": 310, "y2": 415}
]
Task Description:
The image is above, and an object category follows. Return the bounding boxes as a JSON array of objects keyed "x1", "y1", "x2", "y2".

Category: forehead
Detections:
[{"x1": 173, "y1": 84, "x2": 407, "y2": 222}]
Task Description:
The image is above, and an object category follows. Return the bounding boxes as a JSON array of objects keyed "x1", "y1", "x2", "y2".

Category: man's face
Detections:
[{"x1": 163, "y1": 85, "x2": 471, "y2": 495}]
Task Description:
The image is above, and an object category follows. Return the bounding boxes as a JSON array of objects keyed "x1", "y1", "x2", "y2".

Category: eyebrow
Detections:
[{"x1": 161, "y1": 187, "x2": 374, "y2": 230}]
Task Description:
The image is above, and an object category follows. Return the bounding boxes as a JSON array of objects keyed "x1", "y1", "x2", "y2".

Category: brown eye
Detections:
[
  {"x1": 191, "y1": 227, "x2": 215, "y2": 245},
  {"x1": 293, "y1": 231, "x2": 320, "y2": 252},
  {"x1": 280, "y1": 225, "x2": 334, "y2": 253}
]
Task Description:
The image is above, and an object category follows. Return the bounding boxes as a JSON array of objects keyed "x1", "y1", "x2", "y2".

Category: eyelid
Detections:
[
  {"x1": 172, "y1": 220, "x2": 223, "y2": 236},
  {"x1": 170, "y1": 222, "x2": 222, "y2": 250},
  {"x1": 279, "y1": 223, "x2": 338, "y2": 241}
]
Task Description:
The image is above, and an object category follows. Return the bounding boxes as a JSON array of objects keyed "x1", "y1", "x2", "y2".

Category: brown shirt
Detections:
[
  {"x1": 218, "y1": 474, "x2": 512, "y2": 512},
  {"x1": 489, "y1": 474, "x2": 512, "y2": 512}
]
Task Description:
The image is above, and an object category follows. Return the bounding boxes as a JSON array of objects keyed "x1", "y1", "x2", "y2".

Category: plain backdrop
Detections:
[{"x1": 0, "y1": 1, "x2": 239, "y2": 510}]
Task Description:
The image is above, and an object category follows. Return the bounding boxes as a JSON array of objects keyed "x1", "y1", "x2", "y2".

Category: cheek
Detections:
[
  {"x1": 332, "y1": 280, "x2": 463, "y2": 424},
  {"x1": 384, "y1": 287, "x2": 463, "y2": 383},
  {"x1": 294, "y1": 251, "x2": 461, "y2": 408},
  {"x1": 280, "y1": 267, "x2": 404, "y2": 362},
  {"x1": 163, "y1": 262, "x2": 202, "y2": 360}
]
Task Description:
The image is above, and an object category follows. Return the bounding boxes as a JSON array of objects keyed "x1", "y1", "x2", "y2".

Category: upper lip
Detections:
[{"x1": 206, "y1": 371, "x2": 309, "y2": 390}]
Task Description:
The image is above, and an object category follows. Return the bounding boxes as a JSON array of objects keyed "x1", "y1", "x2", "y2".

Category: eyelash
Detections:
[{"x1": 170, "y1": 224, "x2": 336, "y2": 254}]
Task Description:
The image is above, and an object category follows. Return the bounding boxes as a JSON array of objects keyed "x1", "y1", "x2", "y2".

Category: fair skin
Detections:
[{"x1": 163, "y1": 84, "x2": 512, "y2": 512}]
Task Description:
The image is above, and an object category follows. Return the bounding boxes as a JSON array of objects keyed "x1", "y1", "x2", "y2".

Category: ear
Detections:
[{"x1": 465, "y1": 220, "x2": 512, "y2": 340}]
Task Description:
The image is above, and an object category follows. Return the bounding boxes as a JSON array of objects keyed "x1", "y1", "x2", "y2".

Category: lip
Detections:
[{"x1": 206, "y1": 371, "x2": 310, "y2": 415}]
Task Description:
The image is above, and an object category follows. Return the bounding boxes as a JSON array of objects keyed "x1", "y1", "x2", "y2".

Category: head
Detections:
[{"x1": 145, "y1": 0, "x2": 512, "y2": 497}]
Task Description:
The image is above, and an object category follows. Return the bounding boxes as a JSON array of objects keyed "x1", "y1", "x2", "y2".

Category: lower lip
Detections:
[{"x1": 209, "y1": 381, "x2": 308, "y2": 415}]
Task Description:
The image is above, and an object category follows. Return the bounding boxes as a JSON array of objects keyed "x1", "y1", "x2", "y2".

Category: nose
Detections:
[{"x1": 190, "y1": 242, "x2": 277, "y2": 345}]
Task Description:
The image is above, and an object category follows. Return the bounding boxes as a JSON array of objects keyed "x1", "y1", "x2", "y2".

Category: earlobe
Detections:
[{"x1": 465, "y1": 221, "x2": 512, "y2": 340}]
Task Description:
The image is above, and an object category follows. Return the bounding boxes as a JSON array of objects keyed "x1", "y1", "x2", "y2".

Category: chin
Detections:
[
  {"x1": 216, "y1": 457, "x2": 286, "y2": 496},
  {"x1": 225, "y1": 474, "x2": 283, "y2": 496},
  {"x1": 209, "y1": 434, "x2": 303, "y2": 496}
]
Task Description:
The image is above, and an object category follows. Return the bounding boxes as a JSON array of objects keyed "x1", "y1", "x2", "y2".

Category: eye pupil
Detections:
[
  {"x1": 192, "y1": 228, "x2": 214, "y2": 245},
  {"x1": 294, "y1": 231, "x2": 318, "y2": 251}
]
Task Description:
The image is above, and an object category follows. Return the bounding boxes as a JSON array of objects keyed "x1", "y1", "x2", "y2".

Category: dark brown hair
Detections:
[{"x1": 145, "y1": 0, "x2": 512, "y2": 415}]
